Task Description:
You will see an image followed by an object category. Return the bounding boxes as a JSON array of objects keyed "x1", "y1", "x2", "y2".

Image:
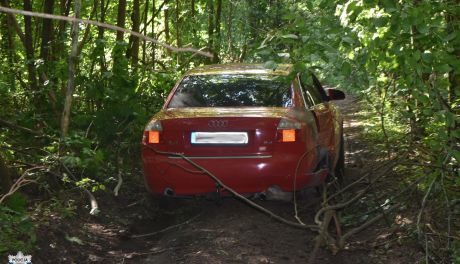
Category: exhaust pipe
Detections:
[
  {"x1": 163, "y1": 187, "x2": 175, "y2": 197},
  {"x1": 265, "y1": 185, "x2": 292, "y2": 201}
]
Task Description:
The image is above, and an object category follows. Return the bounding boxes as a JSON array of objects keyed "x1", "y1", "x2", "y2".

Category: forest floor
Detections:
[{"x1": 30, "y1": 96, "x2": 426, "y2": 263}]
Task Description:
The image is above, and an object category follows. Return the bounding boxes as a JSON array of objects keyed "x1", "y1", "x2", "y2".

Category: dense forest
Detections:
[{"x1": 0, "y1": 0, "x2": 459, "y2": 262}]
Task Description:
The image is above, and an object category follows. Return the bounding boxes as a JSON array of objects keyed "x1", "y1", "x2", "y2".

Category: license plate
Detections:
[{"x1": 191, "y1": 132, "x2": 248, "y2": 144}]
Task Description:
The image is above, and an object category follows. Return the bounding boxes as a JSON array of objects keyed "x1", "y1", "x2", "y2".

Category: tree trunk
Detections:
[
  {"x1": 40, "y1": 0, "x2": 55, "y2": 63},
  {"x1": 129, "y1": 0, "x2": 140, "y2": 67},
  {"x1": 57, "y1": 0, "x2": 71, "y2": 38},
  {"x1": 0, "y1": 154, "x2": 13, "y2": 195},
  {"x1": 247, "y1": 0, "x2": 258, "y2": 42},
  {"x1": 446, "y1": 12, "x2": 459, "y2": 107},
  {"x1": 1, "y1": 9, "x2": 17, "y2": 92},
  {"x1": 97, "y1": 0, "x2": 109, "y2": 73},
  {"x1": 113, "y1": 0, "x2": 127, "y2": 66},
  {"x1": 175, "y1": 0, "x2": 181, "y2": 64},
  {"x1": 142, "y1": 0, "x2": 149, "y2": 64},
  {"x1": 0, "y1": 0, "x2": 26, "y2": 45},
  {"x1": 116, "y1": 0, "x2": 127, "y2": 43},
  {"x1": 164, "y1": 7, "x2": 170, "y2": 51},
  {"x1": 207, "y1": 0, "x2": 214, "y2": 63},
  {"x1": 191, "y1": 0, "x2": 197, "y2": 44},
  {"x1": 226, "y1": 1, "x2": 235, "y2": 60},
  {"x1": 23, "y1": 0, "x2": 38, "y2": 91},
  {"x1": 77, "y1": 0, "x2": 98, "y2": 56},
  {"x1": 151, "y1": 0, "x2": 156, "y2": 68},
  {"x1": 55, "y1": 0, "x2": 72, "y2": 66},
  {"x1": 213, "y1": 0, "x2": 222, "y2": 63},
  {"x1": 61, "y1": 0, "x2": 81, "y2": 138}
]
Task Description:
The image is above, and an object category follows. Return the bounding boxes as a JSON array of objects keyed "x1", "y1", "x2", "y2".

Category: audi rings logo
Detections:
[{"x1": 208, "y1": 120, "x2": 228, "y2": 128}]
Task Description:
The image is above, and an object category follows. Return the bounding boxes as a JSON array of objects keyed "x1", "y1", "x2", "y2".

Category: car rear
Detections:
[{"x1": 142, "y1": 66, "x2": 324, "y2": 196}]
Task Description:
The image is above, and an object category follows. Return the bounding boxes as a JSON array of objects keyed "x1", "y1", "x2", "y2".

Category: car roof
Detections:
[{"x1": 185, "y1": 63, "x2": 293, "y2": 76}]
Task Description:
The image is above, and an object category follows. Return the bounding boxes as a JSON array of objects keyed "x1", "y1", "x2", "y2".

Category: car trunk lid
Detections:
[{"x1": 153, "y1": 107, "x2": 291, "y2": 156}]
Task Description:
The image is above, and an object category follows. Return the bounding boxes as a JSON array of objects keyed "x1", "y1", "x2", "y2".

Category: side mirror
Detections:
[{"x1": 326, "y1": 88, "x2": 345, "y2": 101}]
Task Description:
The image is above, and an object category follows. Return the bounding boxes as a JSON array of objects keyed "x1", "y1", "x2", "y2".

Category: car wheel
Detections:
[{"x1": 146, "y1": 194, "x2": 177, "y2": 211}]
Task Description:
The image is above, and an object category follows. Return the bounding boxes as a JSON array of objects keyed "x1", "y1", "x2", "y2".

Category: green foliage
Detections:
[
  {"x1": 0, "y1": 195, "x2": 36, "y2": 254},
  {"x1": 0, "y1": 0, "x2": 458, "y2": 261},
  {"x1": 61, "y1": 133, "x2": 105, "y2": 176},
  {"x1": 37, "y1": 198, "x2": 77, "y2": 219}
]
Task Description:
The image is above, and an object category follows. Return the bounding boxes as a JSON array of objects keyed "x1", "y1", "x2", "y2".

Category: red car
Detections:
[{"x1": 142, "y1": 64, "x2": 345, "y2": 198}]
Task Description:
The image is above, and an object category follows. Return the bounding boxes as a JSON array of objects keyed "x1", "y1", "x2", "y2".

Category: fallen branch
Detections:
[
  {"x1": 0, "y1": 118, "x2": 41, "y2": 135},
  {"x1": 0, "y1": 166, "x2": 42, "y2": 204},
  {"x1": 325, "y1": 158, "x2": 401, "y2": 204},
  {"x1": 132, "y1": 213, "x2": 202, "y2": 238},
  {"x1": 0, "y1": 6, "x2": 213, "y2": 58},
  {"x1": 338, "y1": 203, "x2": 400, "y2": 248},
  {"x1": 84, "y1": 189, "x2": 100, "y2": 215},
  {"x1": 113, "y1": 157, "x2": 123, "y2": 197},
  {"x1": 307, "y1": 158, "x2": 411, "y2": 262},
  {"x1": 315, "y1": 159, "x2": 400, "y2": 225},
  {"x1": 416, "y1": 175, "x2": 438, "y2": 238},
  {"x1": 293, "y1": 146, "x2": 318, "y2": 225},
  {"x1": 308, "y1": 210, "x2": 339, "y2": 264},
  {"x1": 123, "y1": 248, "x2": 167, "y2": 258},
  {"x1": 60, "y1": 162, "x2": 99, "y2": 215},
  {"x1": 143, "y1": 144, "x2": 318, "y2": 231},
  {"x1": 315, "y1": 189, "x2": 367, "y2": 225}
]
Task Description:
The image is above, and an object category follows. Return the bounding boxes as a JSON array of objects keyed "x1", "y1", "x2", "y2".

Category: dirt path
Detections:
[{"x1": 31, "y1": 96, "x2": 422, "y2": 263}]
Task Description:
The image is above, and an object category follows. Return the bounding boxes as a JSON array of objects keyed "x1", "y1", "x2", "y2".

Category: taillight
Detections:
[
  {"x1": 144, "y1": 120, "x2": 162, "y2": 144},
  {"x1": 148, "y1": 131, "x2": 160, "y2": 144},
  {"x1": 277, "y1": 118, "x2": 301, "y2": 142},
  {"x1": 282, "y1": 129, "x2": 296, "y2": 142}
]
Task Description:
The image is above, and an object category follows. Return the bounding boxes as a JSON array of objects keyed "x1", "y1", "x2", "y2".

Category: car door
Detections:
[{"x1": 299, "y1": 73, "x2": 338, "y2": 166}]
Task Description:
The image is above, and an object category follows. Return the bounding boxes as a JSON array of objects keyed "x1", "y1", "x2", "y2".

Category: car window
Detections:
[
  {"x1": 311, "y1": 74, "x2": 329, "y2": 102},
  {"x1": 299, "y1": 74, "x2": 328, "y2": 105},
  {"x1": 168, "y1": 74, "x2": 292, "y2": 108}
]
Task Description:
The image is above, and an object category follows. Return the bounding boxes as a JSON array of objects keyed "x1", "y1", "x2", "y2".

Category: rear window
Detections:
[{"x1": 167, "y1": 74, "x2": 292, "y2": 108}]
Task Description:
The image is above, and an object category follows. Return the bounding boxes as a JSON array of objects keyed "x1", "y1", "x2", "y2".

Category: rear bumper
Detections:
[{"x1": 142, "y1": 146, "x2": 328, "y2": 196}]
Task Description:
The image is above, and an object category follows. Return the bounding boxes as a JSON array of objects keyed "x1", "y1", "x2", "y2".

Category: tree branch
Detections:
[
  {"x1": 0, "y1": 118, "x2": 41, "y2": 135},
  {"x1": 0, "y1": 5, "x2": 213, "y2": 58},
  {"x1": 0, "y1": 166, "x2": 41, "y2": 204},
  {"x1": 142, "y1": 144, "x2": 318, "y2": 231}
]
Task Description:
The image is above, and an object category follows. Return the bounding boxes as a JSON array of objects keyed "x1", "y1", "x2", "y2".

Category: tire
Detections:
[{"x1": 146, "y1": 193, "x2": 177, "y2": 211}]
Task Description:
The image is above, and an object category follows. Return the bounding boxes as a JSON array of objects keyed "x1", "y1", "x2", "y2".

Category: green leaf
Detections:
[
  {"x1": 421, "y1": 52, "x2": 433, "y2": 63},
  {"x1": 342, "y1": 36, "x2": 354, "y2": 44},
  {"x1": 417, "y1": 94, "x2": 430, "y2": 105},
  {"x1": 416, "y1": 24, "x2": 429, "y2": 35},
  {"x1": 443, "y1": 32, "x2": 457, "y2": 42},
  {"x1": 65, "y1": 235, "x2": 84, "y2": 245},
  {"x1": 281, "y1": 34, "x2": 299, "y2": 39},
  {"x1": 435, "y1": 64, "x2": 451, "y2": 73},
  {"x1": 451, "y1": 129, "x2": 460, "y2": 139},
  {"x1": 446, "y1": 111, "x2": 456, "y2": 127},
  {"x1": 263, "y1": 61, "x2": 277, "y2": 70},
  {"x1": 341, "y1": 62, "x2": 352, "y2": 75},
  {"x1": 413, "y1": 50, "x2": 421, "y2": 61},
  {"x1": 5, "y1": 193, "x2": 27, "y2": 213},
  {"x1": 451, "y1": 150, "x2": 460, "y2": 163}
]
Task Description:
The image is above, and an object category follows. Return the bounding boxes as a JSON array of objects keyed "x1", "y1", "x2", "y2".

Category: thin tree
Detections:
[
  {"x1": 213, "y1": 0, "x2": 221, "y2": 63},
  {"x1": 40, "y1": 0, "x2": 55, "y2": 63},
  {"x1": 116, "y1": 0, "x2": 127, "y2": 43},
  {"x1": 60, "y1": 0, "x2": 81, "y2": 138},
  {"x1": 23, "y1": 0, "x2": 38, "y2": 91},
  {"x1": 207, "y1": 0, "x2": 214, "y2": 63},
  {"x1": 174, "y1": 0, "x2": 182, "y2": 64},
  {"x1": 129, "y1": 0, "x2": 140, "y2": 67}
]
